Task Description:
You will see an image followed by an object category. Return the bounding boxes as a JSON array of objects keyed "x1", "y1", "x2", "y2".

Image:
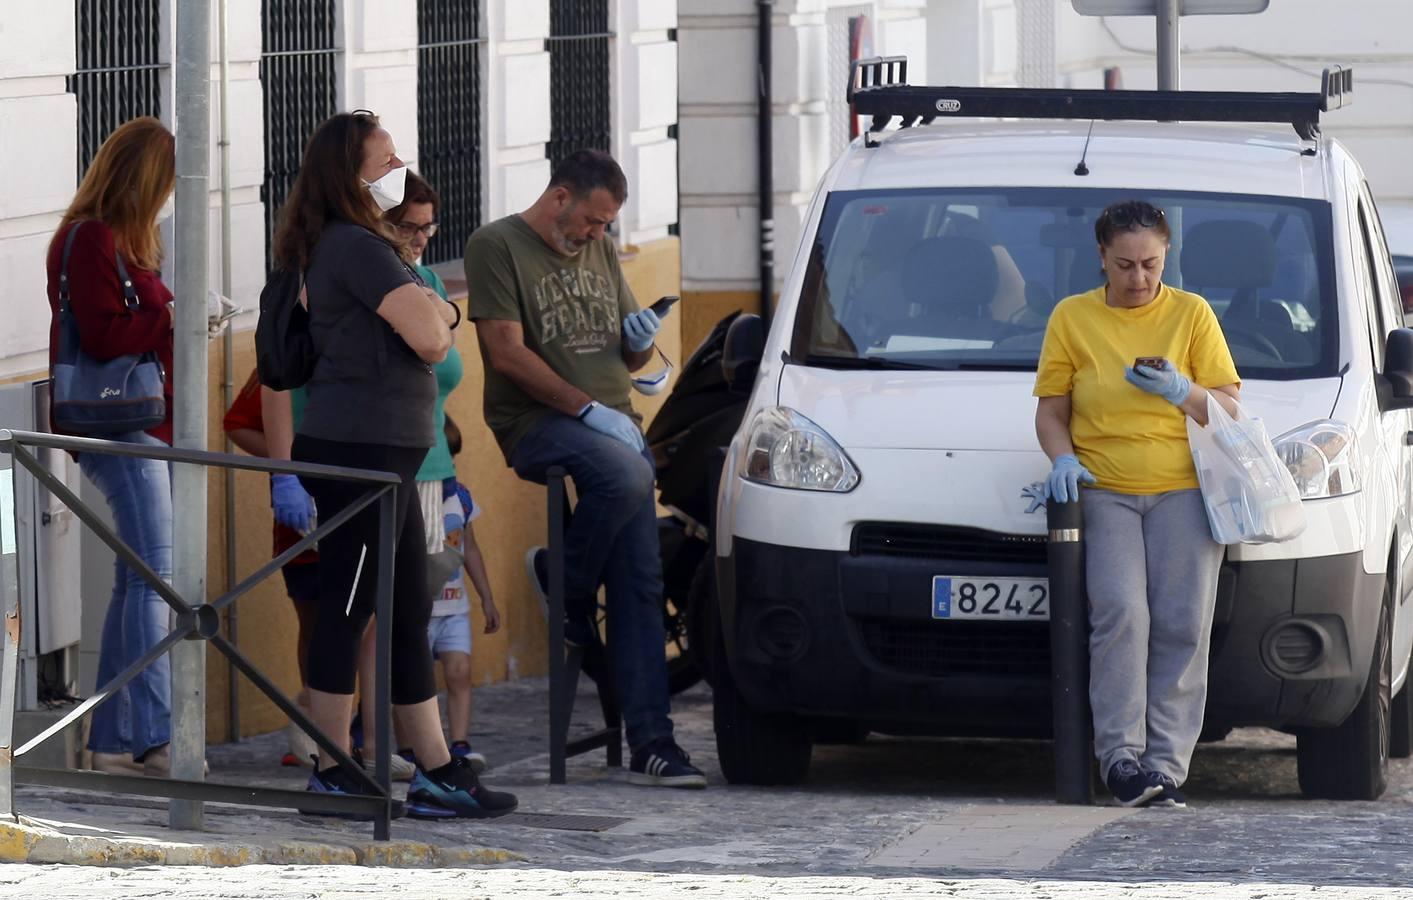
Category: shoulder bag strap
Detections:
[{"x1": 58, "y1": 220, "x2": 140, "y2": 314}]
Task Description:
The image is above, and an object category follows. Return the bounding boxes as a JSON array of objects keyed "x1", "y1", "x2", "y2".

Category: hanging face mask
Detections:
[
  {"x1": 156, "y1": 193, "x2": 175, "y2": 224},
  {"x1": 631, "y1": 345, "x2": 675, "y2": 396},
  {"x1": 363, "y1": 165, "x2": 408, "y2": 212}
]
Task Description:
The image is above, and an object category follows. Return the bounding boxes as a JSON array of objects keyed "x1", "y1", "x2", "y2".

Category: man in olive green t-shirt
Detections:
[{"x1": 464, "y1": 150, "x2": 705, "y2": 789}]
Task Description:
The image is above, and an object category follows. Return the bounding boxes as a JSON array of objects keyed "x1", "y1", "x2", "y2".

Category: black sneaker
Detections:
[
  {"x1": 300, "y1": 762, "x2": 406, "y2": 820},
  {"x1": 525, "y1": 546, "x2": 597, "y2": 647},
  {"x1": 1146, "y1": 770, "x2": 1188, "y2": 808},
  {"x1": 1106, "y1": 759, "x2": 1162, "y2": 808},
  {"x1": 406, "y1": 756, "x2": 518, "y2": 819},
  {"x1": 628, "y1": 739, "x2": 708, "y2": 789}
]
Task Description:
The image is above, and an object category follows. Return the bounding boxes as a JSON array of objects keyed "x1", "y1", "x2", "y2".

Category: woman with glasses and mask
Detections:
[
  {"x1": 1032, "y1": 199, "x2": 1240, "y2": 809},
  {"x1": 273, "y1": 110, "x2": 515, "y2": 819}
]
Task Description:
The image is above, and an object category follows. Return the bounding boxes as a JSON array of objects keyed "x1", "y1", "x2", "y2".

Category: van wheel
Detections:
[
  {"x1": 1391, "y1": 636, "x2": 1413, "y2": 759},
  {"x1": 1296, "y1": 594, "x2": 1391, "y2": 800},
  {"x1": 709, "y1": 593, "x2": 812, "y2": 785}
]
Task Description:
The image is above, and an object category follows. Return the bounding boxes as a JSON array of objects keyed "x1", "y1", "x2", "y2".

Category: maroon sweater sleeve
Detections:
[{"x1": 63, "y1": 224, "x2": 171, "y2": 362}]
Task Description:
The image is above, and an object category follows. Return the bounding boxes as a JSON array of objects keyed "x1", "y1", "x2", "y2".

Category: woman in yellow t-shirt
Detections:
[{"x1": 1033, "y1": 200, "x2": 1240, "y2": 809}]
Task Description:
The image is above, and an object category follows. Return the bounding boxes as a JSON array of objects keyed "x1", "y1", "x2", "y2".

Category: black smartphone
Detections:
[
  {"x1": 1134, "y1": 356, "x2": 1168, "y2": 371},
  {"x1": 649, "y1": 295, "x2": 680, "y2": 317}
]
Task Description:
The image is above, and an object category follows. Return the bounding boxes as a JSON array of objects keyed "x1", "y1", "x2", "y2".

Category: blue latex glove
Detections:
[
  {"x1": 271, "y1": 474, "x2": 315, "y2": 532},
  {"x1": 1124, "y1": 361, "x2": 1191, "y2": 406},
  {"x1": 581, "y1": 402, "x2": 645, "y2": 451},
  {"x1": 621, "y1": 308, "x2": 661, "y2": 353},
  {"x1": 1046, "y1": 454, "x2": 1096, "y2": 504},
  {"x1": 1022, "y1": 482, "x2": 1047, "y2": 514}
]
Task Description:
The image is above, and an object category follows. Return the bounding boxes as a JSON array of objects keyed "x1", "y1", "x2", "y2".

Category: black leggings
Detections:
[{"x1": 291, "y1": 435, "x2": 435, "y2": 705}]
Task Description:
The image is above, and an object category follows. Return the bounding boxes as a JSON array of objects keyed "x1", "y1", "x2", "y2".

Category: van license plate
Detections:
[{"x1": 932, "y1": 577, "x2": 1050, "y2": 621}]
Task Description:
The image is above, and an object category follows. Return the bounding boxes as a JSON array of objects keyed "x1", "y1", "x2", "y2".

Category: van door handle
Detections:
[{"x1": 1406, "y1": 431, "x2": 1413, "y2": 446}]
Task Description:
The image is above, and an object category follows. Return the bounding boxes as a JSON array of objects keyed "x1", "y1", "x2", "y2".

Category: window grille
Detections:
[
  {"x1": 546, "y1": 0, "x2": 612, "y2": 169},
  {"x1": 260, "y1": 0, "x2": 339, "y2": 269},
  {"x1": 417, "y1": 0, "x2": 484, "y2": 265},
  {"x1": 67, "y1": 0, "x2": 165, "y2": 178}
]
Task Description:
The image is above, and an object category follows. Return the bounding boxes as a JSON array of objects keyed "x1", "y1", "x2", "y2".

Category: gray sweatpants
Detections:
[{"x1": 1082, "y1": 488, "x2": 1222, "y2": 785}]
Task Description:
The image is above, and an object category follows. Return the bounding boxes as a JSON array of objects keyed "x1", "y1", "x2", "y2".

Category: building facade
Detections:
[{"x1": 0, "y1": 0, "x2": 682, "y2": 739}]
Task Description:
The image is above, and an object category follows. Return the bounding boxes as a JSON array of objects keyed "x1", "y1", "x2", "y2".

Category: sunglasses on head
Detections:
[{"x1": 1103, "y1": 204, "x2": 1165, "y2": 229}]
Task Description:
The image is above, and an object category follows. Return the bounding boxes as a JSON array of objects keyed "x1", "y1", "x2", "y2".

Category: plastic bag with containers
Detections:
[{"x1": 1187, "y1": 394, "x2": 1306, "y2": 545}]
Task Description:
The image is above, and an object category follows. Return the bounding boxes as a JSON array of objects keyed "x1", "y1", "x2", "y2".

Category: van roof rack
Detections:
[{"x1": 847, "y1": 56, "x2": 1352, "y2": 145}]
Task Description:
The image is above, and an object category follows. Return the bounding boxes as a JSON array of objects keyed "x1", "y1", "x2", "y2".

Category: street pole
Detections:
[
  {"x1": 217, "y1": 0, "x2": 240, "y2": 746},
  {"x1": 171, "y1": 0, "x2": 211, "y2": 830},
  {"x1": 1156, "y1": 0, "x2": 1180, "y2": 91}
]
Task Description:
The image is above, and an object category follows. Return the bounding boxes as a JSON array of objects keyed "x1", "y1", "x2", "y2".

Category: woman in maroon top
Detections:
[{"x1": 46, "y1": 117, "x2": 178, "y2": 777}]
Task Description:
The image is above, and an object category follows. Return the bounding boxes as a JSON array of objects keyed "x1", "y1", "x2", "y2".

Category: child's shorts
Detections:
[{"x1": 428, "y1": 611, "x2": 472, "y2": 656}]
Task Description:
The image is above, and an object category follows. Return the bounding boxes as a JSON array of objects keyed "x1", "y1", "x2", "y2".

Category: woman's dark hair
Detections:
[
  {"x1": 1094, "y1": 200, "x2": 1170, "y2": 246},
  {"x1": 386, "y1": 170, "x2": 440, "y2": 221},
  {"x1": 273, "y1": 111, "x2": 398, "y2": 269},
  {"x1": 444, "y1": 413, "x2": 463, "y2": 457},
  {"x1": 549, "y1": 149, "x2": 628, "y2": 204}
]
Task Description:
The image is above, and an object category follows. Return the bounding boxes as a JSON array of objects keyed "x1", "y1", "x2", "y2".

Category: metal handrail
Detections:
[{"x1": 0, "y1": 429, "x2": 403, "y2": 839}]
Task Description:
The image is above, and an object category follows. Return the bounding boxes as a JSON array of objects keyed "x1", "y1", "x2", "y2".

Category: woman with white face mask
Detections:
[{"x1": 271, "y1": 110, "x2": 515, "y2": 820}]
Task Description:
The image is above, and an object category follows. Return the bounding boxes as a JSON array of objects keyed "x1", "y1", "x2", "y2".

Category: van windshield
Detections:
[{"x1": 791, "y1": 188, "x2": 1338, "y2": 379}]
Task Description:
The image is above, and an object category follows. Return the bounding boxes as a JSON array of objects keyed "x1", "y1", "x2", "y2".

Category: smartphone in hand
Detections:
[
  {"x1": 649, "y1": 295, "x2": 680, "y2": 317},
  {"x1": 1134, "y1": 357, "x2": 1168, "y2": 371}
]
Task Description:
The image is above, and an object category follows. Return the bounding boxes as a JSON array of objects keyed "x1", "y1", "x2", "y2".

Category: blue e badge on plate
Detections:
[{"x1": 932, "y1": 577, "x2": 951, "y2": 618}]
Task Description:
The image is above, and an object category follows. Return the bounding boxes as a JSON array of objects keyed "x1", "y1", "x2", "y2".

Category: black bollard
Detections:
[{"x1": 1047, "y1": 495, "x2": 1093, "y2": 804}]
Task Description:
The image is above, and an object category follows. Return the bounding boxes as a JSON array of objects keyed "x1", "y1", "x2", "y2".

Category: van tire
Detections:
[
  {"x1": 1295, "y1": 593, "x2": 1391, "y2": 801},
  {"x1": 1391, "y1": 635, "x2": 1413, "y2": 759},
  {"x1": 709, "y1": 590, "x2": 812, "y2": 785}
]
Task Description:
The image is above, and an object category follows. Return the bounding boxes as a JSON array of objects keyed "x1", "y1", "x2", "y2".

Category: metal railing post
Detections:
[
  {"x1": 547, "y1": 467, "x2": 568, "y2": 786},
  {"x1": 1048, "y1": 496, "x2": 1093, "y2": 805},
  {"x1": 0, "y1": 458, "x2": 18, "y2": 820}
]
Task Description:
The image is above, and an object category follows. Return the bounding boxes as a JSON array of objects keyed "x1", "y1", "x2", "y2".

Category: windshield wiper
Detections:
[{"x1": 801, "y1": 354, "x2": 937, "y2": 371}]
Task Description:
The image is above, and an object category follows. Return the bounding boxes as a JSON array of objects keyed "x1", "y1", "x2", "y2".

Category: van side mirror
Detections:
[
  {"x1": 722, "y1": 314, "x2": 766, "y2": 394},
  {"x1": 1383, "y1": 328, "x2": 1413, "y2": 409}
]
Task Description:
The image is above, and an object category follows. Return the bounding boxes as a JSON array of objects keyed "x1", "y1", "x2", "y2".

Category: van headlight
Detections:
[
  {"x1": 740, "y1": 406, "x2": 860, "y2": 492},
  {"x1": 1273, "y1": 421, "x2": 1360, "y2": 499}
]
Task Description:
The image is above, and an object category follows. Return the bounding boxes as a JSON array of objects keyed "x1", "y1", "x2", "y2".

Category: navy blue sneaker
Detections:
[
  {"x1": 1146, "y1": 770, "x2": 1188, "y2": 808},
  {"x1": 525, "y1": 546, "x2": 597, "y2": 647},
  {"x1": 299, "y1": 762, "x2": 405, "y2": 820},
  {"x1": 1106, "y1": 759, "x2": 1162, "y2": 808},
  {"x1": 628, "y1": 739, "x2": 708, "y2": 789},
  {"x1": 406, "y1": 756, "x2": 518, "y2": 819}
]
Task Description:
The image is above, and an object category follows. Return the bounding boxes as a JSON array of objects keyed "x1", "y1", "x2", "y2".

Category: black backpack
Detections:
[{"x1": 254, "y1": 267, "x2": 316, "y2": 391}]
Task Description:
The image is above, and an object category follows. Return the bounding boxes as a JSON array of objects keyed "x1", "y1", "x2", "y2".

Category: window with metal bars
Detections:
[
  {"x1": 67, "y1": 0, "x2": 166, "y2": 178},
  {"x1": 417, "y1": 0, "x2": 484, "y2": 266},
  {"x1": 260, "y1": 0, "x2": 339, "y2": 270},
  {"x1": 546, "y1": 0, "x2": 613, "y2": 170}
]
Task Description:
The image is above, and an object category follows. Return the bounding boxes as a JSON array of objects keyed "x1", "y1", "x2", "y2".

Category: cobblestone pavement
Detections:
[
  {"x1": 8, "y1": 675, "x2": 1413, "y2": 895},
  {"x1": 3, "y1": 866, "x2": 1413, "y2": 899}
]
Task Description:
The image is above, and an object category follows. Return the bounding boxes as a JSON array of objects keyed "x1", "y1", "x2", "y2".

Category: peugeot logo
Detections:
[{"x1": 935, "y1": 99, "x2": 962, "y2": 113}]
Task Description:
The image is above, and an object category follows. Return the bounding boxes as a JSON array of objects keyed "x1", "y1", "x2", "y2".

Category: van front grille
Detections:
[{"x1": 853, "y1": 523, "x2": 1047, "y2": 564}]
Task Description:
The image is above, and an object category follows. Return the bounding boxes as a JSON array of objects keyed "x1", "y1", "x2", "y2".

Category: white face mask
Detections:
[
  {"x1": 363, "y1": 165, "x2": 408, "y2": 212},
  {"x1": 631, "y1": 346, "x2": 675, "y2": 396},
  {"x1": 156, "y1": 194, "x2": 175, "y2": 223}
]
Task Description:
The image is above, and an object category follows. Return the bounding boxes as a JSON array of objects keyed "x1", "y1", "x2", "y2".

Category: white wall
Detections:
[
  {"x1": 1053, "y1": 1, "x2": 1413, "y2": 201},
  {"x1": 677, "y1": 0, "x2": 926, "y2": 293}
]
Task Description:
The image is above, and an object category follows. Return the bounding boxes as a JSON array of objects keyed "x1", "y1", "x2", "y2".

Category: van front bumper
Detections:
[{"x1": 717, "y1": 536, "x2": 1385, "y2": 735}]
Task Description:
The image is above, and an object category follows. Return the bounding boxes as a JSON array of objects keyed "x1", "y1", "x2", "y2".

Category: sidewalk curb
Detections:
[{"x1": 0, "y1": 817, "x2": 522, "y2": 868}]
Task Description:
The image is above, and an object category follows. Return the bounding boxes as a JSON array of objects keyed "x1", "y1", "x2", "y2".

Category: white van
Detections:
[{"x1": 708, "y1": 60, "x2": 1413, "y2": 800}]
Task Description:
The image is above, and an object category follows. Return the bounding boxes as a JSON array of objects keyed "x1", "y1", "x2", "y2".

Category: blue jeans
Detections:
[
  {"x1": 78, "y1": 431, "x2": 173, "y2": 758},
  {"x1": 511, "y1": 415, "x2": 673, "y2": 753}
]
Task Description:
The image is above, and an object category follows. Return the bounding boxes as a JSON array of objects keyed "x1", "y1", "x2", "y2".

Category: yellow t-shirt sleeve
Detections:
[
  {"x1": 1034, "y1": 302, "x2": 1077, "y2": 397},
  {"x1": 1188, "y1": 301, "x2": 1241, "y2": 389}
]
